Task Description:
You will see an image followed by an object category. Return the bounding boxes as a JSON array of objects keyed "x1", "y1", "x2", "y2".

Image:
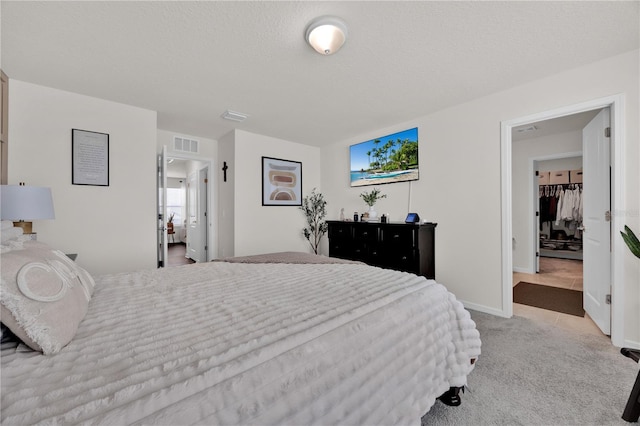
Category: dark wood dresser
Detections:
[{"x1": 327, "y1": 221, "x2": 437, "y2": 279}]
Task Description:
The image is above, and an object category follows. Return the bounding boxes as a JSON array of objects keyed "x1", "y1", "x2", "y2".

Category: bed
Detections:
[{"x1": 1, "y1": 225, "x2": 481, "y2": 425}]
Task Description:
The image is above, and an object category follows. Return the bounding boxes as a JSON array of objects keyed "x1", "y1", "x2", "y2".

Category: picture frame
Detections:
[
  {"x1": 262, "y1": 156, "x2": 302, "y2": 206},
  {"x1": 72, "y1": 129, "x2": 109, "y2": 186}
]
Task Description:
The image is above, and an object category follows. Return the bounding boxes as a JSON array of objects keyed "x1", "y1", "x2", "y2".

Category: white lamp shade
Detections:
[
  {"x1": 306, "y1": 16, "x2": 348, "y2": 55},
  {"x1": 0, "y1": 185, "x2": 55, "y2": 221}
]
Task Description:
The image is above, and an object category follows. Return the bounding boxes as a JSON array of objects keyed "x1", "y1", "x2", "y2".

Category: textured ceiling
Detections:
[{"x1": 1, "y1": 1, "x2": 638, "y2": 147}]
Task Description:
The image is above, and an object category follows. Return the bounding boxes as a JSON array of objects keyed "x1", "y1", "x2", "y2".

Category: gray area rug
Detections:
[{"x1": 422, "y1": 311, "x2": 638, "y2": 425}]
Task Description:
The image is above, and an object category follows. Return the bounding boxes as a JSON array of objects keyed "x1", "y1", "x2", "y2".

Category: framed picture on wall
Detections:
[
  {"x1": 72, "y1": 128, "x2": 109, "y2": 186},
  {"x1": 261, "y1": 156, "x2": 302, "y2": 206}
]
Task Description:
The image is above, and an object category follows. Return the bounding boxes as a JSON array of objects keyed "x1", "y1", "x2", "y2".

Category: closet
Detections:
[{"x1": 538, "y1": 169, "x2": 583, "y2": 260}]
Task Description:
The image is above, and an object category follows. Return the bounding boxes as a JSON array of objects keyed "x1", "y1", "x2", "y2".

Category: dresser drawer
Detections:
[
  {"x1": 380, "y1": 226, "x2": 417, "y2": 248},
  {"x1": 329, "y1": 239, "x2": 353, "y2": 259},
  {"x1": 329, "y1": 223, "x2": 353, "y2": 240},
  {"x1": 354, "y1": 225, "x2": 378, "y2": 243},
  {"x1": 383, "y1": 249, "x2": 419, "y2": 273}
]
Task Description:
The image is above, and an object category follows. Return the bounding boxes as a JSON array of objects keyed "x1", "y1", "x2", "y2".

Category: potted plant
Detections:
[
  {"x1": 620, "y1": 225, "x2": 640, "y2": 259},
  {"x1": 360, "y1": 188, "x2": 386, "y2": 220},
  {"x1": 300, "y1": 188, "x2": 328, "y2": 255}
]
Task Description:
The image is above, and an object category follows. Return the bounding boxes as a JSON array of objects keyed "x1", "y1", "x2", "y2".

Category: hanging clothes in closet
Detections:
[
  {"x1": 555, "y1": 183, "x2": 583, "y2": 237},
  {"x1": 538, "y1": 183, "x2": 583, "y2": 237}
]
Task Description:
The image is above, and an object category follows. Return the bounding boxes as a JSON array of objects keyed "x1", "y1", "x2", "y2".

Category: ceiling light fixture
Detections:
[
  {"x1": 221, "y1": 110, "x2": 248, "y2": 122},
  {"x1": 305, "y1": 16, "x2": 348, "y2": 55}
]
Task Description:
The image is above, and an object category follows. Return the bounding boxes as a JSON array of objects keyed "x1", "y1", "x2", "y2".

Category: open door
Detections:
[
  {"x1": 157, "y1": 145, "x2": 168, "y2": 267},
  {"x1": 582, "y1": 107, "x2": 611, "y2": 334},
  {"x1": 186, "y1": 166, "x2": 208, "y2": 262}
]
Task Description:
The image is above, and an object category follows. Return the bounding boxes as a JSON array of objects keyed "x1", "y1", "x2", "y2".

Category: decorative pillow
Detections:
[
  {"x1": 0, "y1": 240, "x2": 95, "y2": 354},
  {"x1": 1, "y1": 226, "x2": 24, "y2": 243}
]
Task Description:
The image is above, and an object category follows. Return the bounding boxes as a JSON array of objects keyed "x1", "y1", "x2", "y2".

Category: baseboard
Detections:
[
  {"x1": 460, "y1": 301, "x2": 508, "y2": 318},
  {"x1": 513, "y1": 266, "x2": 533, "y2": 274},
  {"x1": 623, "y1": 339, "x2": 640, "y2": 350}
]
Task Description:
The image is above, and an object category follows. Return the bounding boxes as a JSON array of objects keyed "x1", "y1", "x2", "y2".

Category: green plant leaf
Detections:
[{"x1": 620, "y1": 225, "x2": 640, "y2": 259}]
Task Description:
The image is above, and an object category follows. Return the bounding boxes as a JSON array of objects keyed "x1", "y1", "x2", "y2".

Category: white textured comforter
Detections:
[{"x1": 1, "y1": 260, "x2": 480, "y2": 425}]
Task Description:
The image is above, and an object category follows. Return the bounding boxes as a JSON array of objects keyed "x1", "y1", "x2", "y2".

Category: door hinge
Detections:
[
  {"x1": 536, "y1": 211, "x2": 539, "y2": 217},
  {"x1": 204, "y1": 178, "x2": 208, "y2": 183},
  {"x1": 605, "y1": 210, "x2": 611, "y2": 222},
  {"x1": 605, "y1": 294, "x2": 611, "y2": 305},
  {"x1": 604, "y1": 127, "x2": 611, "y2": 137}
]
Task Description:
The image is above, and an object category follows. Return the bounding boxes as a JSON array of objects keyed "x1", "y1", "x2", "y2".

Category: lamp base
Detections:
[{"x1": 13, "y1": 221, "x2": 33, "y2": 234}]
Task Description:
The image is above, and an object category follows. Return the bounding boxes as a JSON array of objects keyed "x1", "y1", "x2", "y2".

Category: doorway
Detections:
[
  {"x1": 158, "y1": 149, "x2": 216, "y2": 267},
  {"x1": 512, "y1": 115, "x2": 595, "y2": 334},
  {"x1": 501, "y1": 95, "x2": 626, "y2": 347}
]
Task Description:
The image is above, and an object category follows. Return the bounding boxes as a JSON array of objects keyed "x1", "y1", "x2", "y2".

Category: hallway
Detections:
[
  {"x1": 167, "y1": 243, "x2": 195, "y2": 266},
  {"x1": 513, "y1": 257, "x2": 605, "y2": 337}
]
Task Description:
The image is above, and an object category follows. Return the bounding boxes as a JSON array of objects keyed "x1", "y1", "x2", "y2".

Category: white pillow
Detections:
[
  {"x1": 1, "y1": 226, "x2": 24, "y2": 243},
  {"x1": 0, "y1": 240, "x2": 95, "y2": 354}
]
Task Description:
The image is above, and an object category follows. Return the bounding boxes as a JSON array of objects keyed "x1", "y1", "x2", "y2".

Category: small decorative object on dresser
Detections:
[{"x1": 327, "y1": 220, "x2": 437, "y2": 279}]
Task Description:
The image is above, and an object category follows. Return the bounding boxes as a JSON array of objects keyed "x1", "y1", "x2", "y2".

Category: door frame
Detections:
[
  {"x1": 528, "y1": 152, "x2": 583, "y2": 274},
  {"x1": 501, "y1": 94, "x2": 625, "y2": 347},
  {"x1": 162, "y1": 149, "x2": 217, "y2": 262}
]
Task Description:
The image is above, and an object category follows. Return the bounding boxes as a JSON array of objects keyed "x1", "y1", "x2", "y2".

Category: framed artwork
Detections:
[
  {"x1": 72, "y1": 129, "x2": 109, "y2": 186},
  {"x1": 262, "y1": 156, "x2": 302, "y2": 206}
]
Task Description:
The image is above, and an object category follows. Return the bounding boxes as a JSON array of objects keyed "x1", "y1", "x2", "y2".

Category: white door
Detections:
[
  {"x1": 582, "y1": 108, "x2": 611, "y2": 334},
  {"x1": 198, "y1": 167, "x2": 209, "y2": 261},
  {"x1": 157, "y1": 146, "x2": 168, "y2": 267},
  {"x1": 186, "y1": 172, "x2": 201, "y2": 261}
]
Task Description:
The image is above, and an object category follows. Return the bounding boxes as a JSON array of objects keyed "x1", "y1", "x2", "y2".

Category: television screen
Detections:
[{"x1": 350, "y1": 127, "x2": 419, "y2": 187}]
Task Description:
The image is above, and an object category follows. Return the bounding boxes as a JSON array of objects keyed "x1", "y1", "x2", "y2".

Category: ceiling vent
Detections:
[
  {"x1": 173, "y1": 136, "x2": 199, "y2": 154},
  {"x1": 516, "y1": 125, "x2": 538, "y2": 133},
  {"x1": 221, "y1": 109, "x2": 248, "y2": 122}
]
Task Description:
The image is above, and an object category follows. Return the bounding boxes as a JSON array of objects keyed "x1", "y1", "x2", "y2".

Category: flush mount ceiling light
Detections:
[
  {"x1": 305, "y1": 16, "x2": 348, "y2": 55},
  {"x1": 221, "y1": 109, "x2": 248, "y2": 122}
]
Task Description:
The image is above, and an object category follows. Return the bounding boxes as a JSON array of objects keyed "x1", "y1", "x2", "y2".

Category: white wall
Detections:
[
  {"x1": 218, "y1": 130, "x2": 321, "y2": 257},
  {"x1": 512, "y1": 130, "x2": 583, "y2": 271},
  {"x1": 538, "y1": 157, "x2": 583, "y2": 173},
  {"x1": 321, "y1": 49, "x2": 639, "y2": 345},
  {"x1": 8, "y1": 80, "x2": 157, "y2": 275},
  {"x1": 217, "y1": 131, "x2": 235, "y2": 258}
]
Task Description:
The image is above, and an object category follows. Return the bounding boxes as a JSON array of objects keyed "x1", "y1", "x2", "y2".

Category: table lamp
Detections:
[{"x1": 0, "y1": 183, "x2": 55, "y2": 234}]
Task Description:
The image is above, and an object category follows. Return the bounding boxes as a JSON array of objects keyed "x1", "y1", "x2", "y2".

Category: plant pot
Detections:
[{"x1": 368, "y1": 206, "x2": 378, "y2": 220}]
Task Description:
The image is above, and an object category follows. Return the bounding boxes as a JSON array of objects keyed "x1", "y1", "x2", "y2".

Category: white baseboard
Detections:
[
  {"x1": 622, "y1": 339, "x2": 640, "y2": 350},
  {"x1": 513, "y1": 266, "x2": 533, "y2": 274},
  {"x1": 460, "y1": 301, "x2": 509, "y2": 318}
]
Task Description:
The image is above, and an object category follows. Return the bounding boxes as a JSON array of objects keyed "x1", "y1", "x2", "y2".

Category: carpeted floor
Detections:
[
  {"x1": 514, "y1": 281, "x2": 585, "y2": 317},
  {"x1": 421, "y1": 311, "x2": 638, "y2": 425}
]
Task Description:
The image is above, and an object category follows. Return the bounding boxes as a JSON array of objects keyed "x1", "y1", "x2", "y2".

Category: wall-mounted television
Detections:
[{"x1": 350, "y1": 127, "x2": 419, "y2": 187}]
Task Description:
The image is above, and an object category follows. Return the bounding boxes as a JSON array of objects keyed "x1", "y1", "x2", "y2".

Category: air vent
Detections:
[
  {"x1": 516, "y1": 125, "x2": 538, "y2": 133},
  {"x1": 173, "y1": 136, "x2": 199, "y2": 153},
  {"x1": 221, "y1": 109, "x2": 248, "y2": 122}
]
